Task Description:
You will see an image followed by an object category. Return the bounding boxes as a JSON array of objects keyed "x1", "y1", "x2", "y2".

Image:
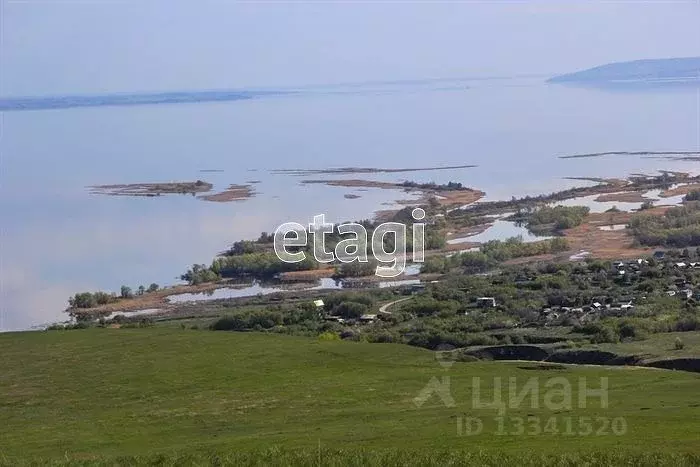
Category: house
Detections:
[
  {"x1": 313, "y1": 299, "x2": 325, "y2": 308},
  {"x1": 674, "y1": 262, "x2": 688, "y2": 269},
  {"x1": 476, "y1": 297, "x2": 497, "y2": 308},
  {"x1": 359, "y1": 314, "x2": 377, "y2": 323}
]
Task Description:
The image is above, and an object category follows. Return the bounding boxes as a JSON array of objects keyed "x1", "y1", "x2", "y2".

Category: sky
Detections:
[{"x1": 1, "y1": 1, "x2": 699, "y2": 97}]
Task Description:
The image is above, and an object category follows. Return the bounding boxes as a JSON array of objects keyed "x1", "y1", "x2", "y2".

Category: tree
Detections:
[
  {"x1": 640, "y1": 200, "x2": 654, "y2": 210},
  {"x1": 181, "y1": 264, "x2": 220, "y2": 285},
  {"x1": 120, "y1": 285, "x2": 134, "y2": 299},
  {"x1": 147, "y1": 283, "x2": 159, "y2": 293},
  {"x1": 337, "y1": 261, "x2": 377, "y2": 277},
  {"x1": 334, "y1": 302, "x2": 369, "y2": 319},
  {"x1": 137, "y1": 285, "x2": 146, "y2": 296}
]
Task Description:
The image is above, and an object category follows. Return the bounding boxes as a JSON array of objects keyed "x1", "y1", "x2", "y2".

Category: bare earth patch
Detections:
[
  {"x1": 660, "y1": 183, "x2": 700, "y2": 198},
  {"x1": 595, "y1": 192, "x2": 650, "y2": 203},
  {"x1": 278, "y1": 268, "x2": 336, "y2": 282},
  {"x1": 563, "y1": 209, "x2": 670, "y2": 259}
]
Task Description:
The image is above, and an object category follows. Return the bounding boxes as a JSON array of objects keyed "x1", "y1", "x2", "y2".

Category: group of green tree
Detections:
[
  {"x1": 67, "y1": 283, "x2": 159, "y2": 309},
  {"x1": 630, "y1": 200, "x2": 700, "y2": 248},
  {"x1": 181, "y1": 207, "x2": 448, "y2": 285},
  {"x1": 206, "y1": 253, "x2": 700, "y2": 351},
  {"x1": 421, "y1": 236, "x2": 569, "y2": 274},
  {"x1": 510, "y1": 205, "x2": 590, "y2": 234},
  {"x1": 399, "y1": 180, "x2": 465, "y2": 191}
]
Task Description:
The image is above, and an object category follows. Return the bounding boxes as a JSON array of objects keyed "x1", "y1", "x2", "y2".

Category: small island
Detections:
[{"x1": 88, "y1": 180, "x2": 213, "y2": 197}]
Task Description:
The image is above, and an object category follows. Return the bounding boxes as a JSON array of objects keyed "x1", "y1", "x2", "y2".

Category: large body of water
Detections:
[{"x1": 1, "y1": 77, "x2": 698, "y2": 330}]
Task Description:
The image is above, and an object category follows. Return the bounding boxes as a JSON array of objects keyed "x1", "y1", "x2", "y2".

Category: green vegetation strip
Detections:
[{"x1": 0, "y1": 330, "x2": 698, "y2": 464}]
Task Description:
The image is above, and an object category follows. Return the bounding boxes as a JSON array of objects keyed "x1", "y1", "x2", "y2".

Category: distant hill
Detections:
[{"x1": 548, "y1": 57, "x2": 700, "y2": 84}]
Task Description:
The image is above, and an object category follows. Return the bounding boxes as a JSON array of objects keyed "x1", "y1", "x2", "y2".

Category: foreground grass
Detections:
[
  {"x1": 1, "y1": 329, "x2": 699, "y2": 464},
  {"x1": 4, "y1": 449, "x2": 699, "y2": 467}
]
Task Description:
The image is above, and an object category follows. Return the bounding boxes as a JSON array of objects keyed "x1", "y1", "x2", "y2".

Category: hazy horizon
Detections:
[{"x1": 2, "y1": 1, "x2": 699, "y2": 97}]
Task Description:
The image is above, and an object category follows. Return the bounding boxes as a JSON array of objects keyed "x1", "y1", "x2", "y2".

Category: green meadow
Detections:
[{"x1": 1, "y1": 329, "x2": 699, "y2": 466}]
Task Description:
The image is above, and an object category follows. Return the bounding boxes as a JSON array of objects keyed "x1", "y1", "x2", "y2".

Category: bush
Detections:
[
  {"x1": 674, "y1": 317, "x2": 700, "y2": 332},
  {"x1": 674, "y1": 337, "x2": 685, "y2": 350},
  {"x1": 68, "y1": 291, "x2": 118, "y2": 309},
  {"x1": 334, "y1": 302, "x2": 369, "y2": 319},
  {"x1": 181, "y1": 264, "x2": 221, "y2": 285},
  {"x1": 318, "y1": 331, "x2": 340, "y2": 341},
  {"x1": 591, "y1": 327, "x2": 618, "y2": 344},
  {"x1": 519, "y1": 205, "x2": 589, "y2": 234},
  {"x1": 684, "y1": 190, "x2": 700, "y2": 202},
  {"x1": 210, "y1": 316, "x2": 247, "y2": 331},
  {"x1": 618, "y1": 321, "x2": 648, "y2": 341},
  {"x1": 120, "y1": 285, "x2": 134, "y2": 299},
  {"x1": 577, "y1": 322, "x2": 619, "y2": 344},
  {"x1": 640, "y1": 200, "x2": 655, "y2": 210},
  {"x1": 337, "y1": 261, "x2": 377, "y2": 278}
]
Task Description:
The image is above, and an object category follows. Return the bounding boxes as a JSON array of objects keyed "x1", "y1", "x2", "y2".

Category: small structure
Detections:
[
  {"x1": 359, "y1": 314, "x2": 377, "y2": 323},
  {"x1": 653, "y1": 251, "x2": 666, "y2": 260},
  {"x1": 323, "y1": 316, "x2": 345, "y2": 323},
  {"x1": 476, "y1": 297, "x2": 497, "y2": 308},
  {"x1": 313, "y1": 299, "x2": 325, "y2": 308}
]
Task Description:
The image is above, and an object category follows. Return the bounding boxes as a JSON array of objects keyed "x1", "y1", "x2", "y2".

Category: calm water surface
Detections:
[{"x1": 1, "y1": 78, "x2": 698, "y2": 330}]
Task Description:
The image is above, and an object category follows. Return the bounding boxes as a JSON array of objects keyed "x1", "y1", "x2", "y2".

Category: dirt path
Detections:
[{"x1": 379, "y1": 297, "x2": 413, "y2": 313}]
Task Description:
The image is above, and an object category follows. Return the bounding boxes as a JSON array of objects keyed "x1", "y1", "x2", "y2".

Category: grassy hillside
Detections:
[
  {"x1": 592, "y1": 331, "x2": 700, "y2": 361},
  {"x1": 1, "y1": 329, "x2": 699, "y2": 465}
]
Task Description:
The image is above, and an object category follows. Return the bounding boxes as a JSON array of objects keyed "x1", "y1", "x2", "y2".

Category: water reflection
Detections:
[
  {"x1": 167, "y1": 278, "x2": 343, "y2": 303},
  {"x1": 447, "y1": 220, "x2": 551, "y2": 245}
]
